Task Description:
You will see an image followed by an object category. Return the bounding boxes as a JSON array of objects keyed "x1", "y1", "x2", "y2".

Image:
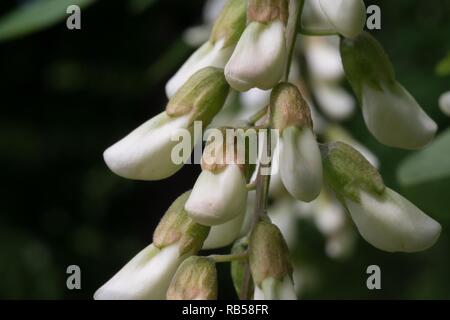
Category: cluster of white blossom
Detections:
[{"x1": 95, "y1": 0, "x2": 441, "y2": 300}]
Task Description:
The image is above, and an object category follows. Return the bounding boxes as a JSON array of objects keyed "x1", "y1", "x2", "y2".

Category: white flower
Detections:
[
  {"x1": 165, "y1": 39, "x2": 234, "y2": 97},
  {"x1": 344, "y1": 188, "x2": 441, "y2": 253},
  {"x1": 225, "y1": 20, "x2": 287, "y2": 91},
  {"x1": 318, "y1": 0, "x2": 366, "y2": 38},
  {"x1": 103, "y1": 111, "x2": 192, "y2": 181},
  {"x1": 279, "y1": 126, "x2": 323, "y2": 202},
  {"x1": 253, "y1": 276, "x2": 297, "y2": 300},
  {"x1": 439, "y1": 91, "x2": 450, "y2": 117},
  {"x1": 185, "y1": 164, "x2": 248, "y2": 226},
  {"x1": 362, "y1": 82, "x2": 437, "y2": 150},
  {"x1": 94, "y1": 243, "x2": 186, "y2": 300}
]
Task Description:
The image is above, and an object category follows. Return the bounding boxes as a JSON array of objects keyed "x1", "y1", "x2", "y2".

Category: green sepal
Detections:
[
  {"x1": 166, "y1": 67, "x2": 230, "y2": 128},
  {"x1": 210, "y1": 0, "x2": 248, "y2": 48},
  {"x1": 153, "y1": 191, "x2": 210, "y2": 255},
  {"x1": 320, "y1": 142, "x2": 385, "y2": 202},
  {"x1": 340, "y1": 32, "x2": 396, "y2": 102}
]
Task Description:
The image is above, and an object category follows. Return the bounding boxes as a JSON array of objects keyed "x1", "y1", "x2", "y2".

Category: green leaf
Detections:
[
  {"x1": 397, "y1": 129, "x2": 450, "y2": 186},
  {"x1": 0, "y1": 0, "x2": 96, "y2": 42},
  {"x1": 436, "y1": 52, "x2": 450, "y2": 77}
]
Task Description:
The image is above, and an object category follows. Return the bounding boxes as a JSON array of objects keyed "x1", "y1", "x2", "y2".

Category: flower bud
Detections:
[
  {"x1": 270, "y1": 83, "x2": 322, "y2": 202},
  {"x1": 340, "y1": 33, "x2": 437, "y2": 150},
  {"x1": 439, "y1": 91, "x2": 450, "y2": 117},
  {"x1": 185, "y1": 164, "x2": 248, "y2": 226},
  {"x1": 249, "y1": 220, "x2": 292, "y2": 288},
  {"x1": 166, "y1": 0, "x2": 247, "y2": 97},
  {"x1": 185, "y1": 128, "x2": 250, "y2": 226},
  {"x1": 93, "y1": 243, "x2": 185, "y2": 300},
  {"x1": 321, "y1": 142, "x2": 441, "y2": 252},
  {"x1": 167, "y1": 256, "x2": 218, "y2": 300},
  {"x1": 103, "y1": 111, "x2": 191, "y2": 181},
  {"x1": 104, "y1": 68, "x2": 229, "y2": 181},
  {"x1": 318, "y1": 0, "x2": 366, "y2": 38},
  {"x1": 344, "y1": 188, "x2": 441, "y2": 253},
  {"x1": 94, "y1": 192, "x2": 210, "y2": 300},
  {"x1": 225, "y1": 2, "x2": 288, "y2": 92}
]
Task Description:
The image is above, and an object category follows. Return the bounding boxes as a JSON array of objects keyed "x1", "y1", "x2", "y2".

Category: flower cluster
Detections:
[{"x1": 96, "y1": 0, "x2": 441, "y2": 300}]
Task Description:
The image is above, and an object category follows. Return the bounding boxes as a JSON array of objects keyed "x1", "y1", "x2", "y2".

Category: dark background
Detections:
[{"x1": 0, "y1": 0, "x2": 449, "y2": 299}]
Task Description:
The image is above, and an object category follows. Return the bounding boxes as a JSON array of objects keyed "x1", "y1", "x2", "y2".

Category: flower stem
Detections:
[
  {"x1": 209, "y1": 251, "x2": 248, "y2": 263},
  {"x1": 240, "y1": 0, "x2": 306, "y2": 300},
  {"x1": 247, "y1": 105, "x2": 269, "y2": 125},
  {"x1": 284, "y1": 0, "x2": 305, "y2": 81}
]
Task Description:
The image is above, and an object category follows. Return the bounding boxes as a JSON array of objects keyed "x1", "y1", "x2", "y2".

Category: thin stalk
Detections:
[
  {"x1": 240, "y1": 0, "x2": 306, "y2": 300},
  {"x1": 209, "y1": 251, "x2": 248, "y2": 263},
  {"x1": 284, "y1": 0, "x2": 305, "y2": 81},
  {"x1": 247, "y1": 105, "x2": 269, "y2": 125}
]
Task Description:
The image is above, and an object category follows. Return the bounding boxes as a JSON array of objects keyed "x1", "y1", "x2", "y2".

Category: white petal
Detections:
[
  {"x1": 302, "y1": 0, "x2": 335, "y2": 32},
  {"x1": 314, "y1": 82, "x2": 355, "y2": 120},
  {"x1": 304, "y1": 36, "x2": 343, "y2": 81},
  {"x1": 319, "y1": 0, "x2": 366, "y2": 38},
  {"x1": 225, "y1": 21, "x2": 287, "y2": 91},
  {"x1": 94, "y1": 243, "x2": 184, "y2": 300},
  {"x1": 239, "y1": 88, "x2": 271, "y2": 117},
  {"x1": 166, "y1": 39, "x2": 234, "y2": 98},
  {"x1": 255, "y1": 276, "x2": 297, "y2": 300},
  {"x1": 185, "y1": 165, "x2": 248, "y2": 226},
  {"x1": 202, "y1": 209, "x2": 246, "y2": 249},
  {"x1": 280, "y1": 127, "x2": 323, "y2": 202},
  {"x1": 103, "y1": 112, "x2": 192, "y2": 180},
  {"x1": 345, "y1": 188, "x2": 441, "y2": 253},
  {"x1": 253, "y1": 283, "x2": 265, "y2": 300},
  {"x1": 439, "y1": 91, "x2": 450, "y2": 117},
  {"x1": 362, "y1": 83, "x2": 437, "y2": 150}
]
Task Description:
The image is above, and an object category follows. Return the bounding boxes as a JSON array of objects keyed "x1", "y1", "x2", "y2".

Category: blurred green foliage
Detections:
[{"x1": 0, "y1": 0, "x2": 449, "y2": 299}]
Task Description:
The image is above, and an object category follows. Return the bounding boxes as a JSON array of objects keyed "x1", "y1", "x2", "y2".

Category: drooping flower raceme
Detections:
[
  {"x1": 321, "y1": 142, "x2": 441, "y2": 252},
  {"x1": 340, "y1": 32, "x2": 437, "y2": 150},
  {"x1": 249, "y1": 220, "x2": 296, "y2": 300},
  {"x1": 225, "y1": 0, "x2": 288, "y2": 91},
  {"x1": 94, "y1": 192, "x2": 210, "y2": 299},
  {"x1": 166, "y1": 0, "x2": 247, "y2": 97},
  {"x1": 104, "y1": 67, "x2": 229, "y2": 180},
  {"x1": 270, "y1": 83, "x2": 323, "y2": 202}
]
